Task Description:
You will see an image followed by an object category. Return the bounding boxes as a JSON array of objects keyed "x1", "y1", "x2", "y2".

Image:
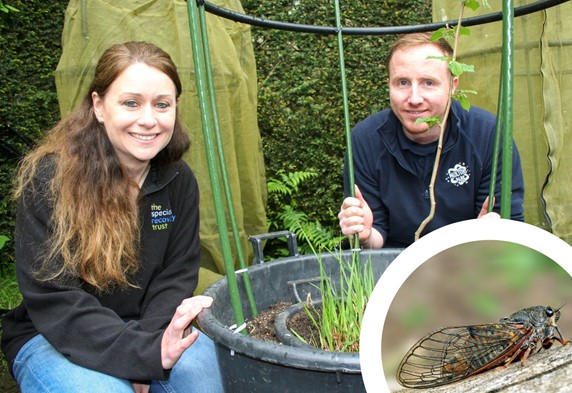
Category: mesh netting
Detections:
[{"x1": 434, "y1": 0, "x2": 571, "y2": 244}]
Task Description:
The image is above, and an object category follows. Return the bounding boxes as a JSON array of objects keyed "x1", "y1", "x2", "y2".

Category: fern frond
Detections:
[
  {"x1": 267, "y1": 170, "x2": 317, "y2": 196},
  {"x1": 267, "y1": 179, "x2": 293, "y2": 195},
  {"x1": 283, "y1": 171, "x2": 318, "y2": 191},
  {"x1": 266, "y1": 169, "x2": 341, "y2": 258}
]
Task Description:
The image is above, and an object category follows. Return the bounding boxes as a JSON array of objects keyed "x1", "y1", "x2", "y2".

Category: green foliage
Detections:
[
  {"x1": 449, "y1": 60, "x2": 474, "y2": 77},
  {"x1": 0, "y1": 0, "x2": 67, "y2": 269},
  {"x1": 470, "y1": 292, "x2": 501, "y2": 318},
  {"x1": 415, "y1": 0, "x2": 484, "y2": 238},
  {"x1": 415, "y1": 115, "x2": 441, "y2": 128},
  {"x1": 432, "y1": 24, "x2": 471, "y2": 42},
  {"x1": 0, "y1": 1, "x2": 19, "y2": 14},
  {"x1": 483, "y1": 242, "x2": 560, "y2": 291},
  {"x1": 453, "y1": 88, "x2": 477, "y2": 111},
  {"x1": 463, "y1": 0, "x2": 489, "y2": 12},
  {"x1": 0, "y1": 236, "x2": 20, "y2": 311},
  {"x1": 430, "y1": 30, "x2": 475, "y2": 80},
  {"x1": 0, "y1": 235, "x2": 8, "y2": 250},
  {"x1": 0, "y1": 264, "x2": 21, "y2": 310},
  {"x1": 455, "y1": 242, "x2": 569, "y2": 320},
  {"x1": 266, "y1": 170, "x2": 344, "y2": 256},
  {"x1": 399, "y1": 303, "x2": 430, "y2": 329},
  {"x1": 0, "y1": 1, "x2": 434, "y2": 269},
  {"x1": 243, "y1": 0, "x2": 433, "y2": 241},
  {"x1": 428, "y1": 1, "x2": 483, "y2": 115},
  {"x1": 278, "y1": 205, "x2": 345, "y2": 254},
  {"x1": 267, "y1": 170, "x2": 318, "y2": 196},
  {"x1": 296, "y1": 253, "x2": 375, "y2": 352},
  {"x1": 414, "y1": 1, "x2": 483, "y2": 156}
]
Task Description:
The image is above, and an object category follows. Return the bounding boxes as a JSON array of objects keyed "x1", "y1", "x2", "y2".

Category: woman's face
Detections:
[{"x1": 92, "y1": 63, "x2": 177, "y2": 174}]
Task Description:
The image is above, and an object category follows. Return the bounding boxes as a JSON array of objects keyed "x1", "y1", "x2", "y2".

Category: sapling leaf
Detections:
[
  {"x1": 457, "y1": 95, "x2": 471, "y2": 111},
  {"x1": 415, "y1": 116, "x2": 441, "y2": 128},
  {"x1": 453, "y1": 89, "x2": 477, "y2": 111},
  {"x1": 431, "y1": 29, "x2": 444, "y2": 41},
  {"x1": 457, "y1": 25, "x2": 471, "y2": 37},
  {"x1": 417, "y1": 0, "x2": 481, "y2": 241},
  {"x1": 464, "y1": 0, "x2": 481, "y2": 11},
  {"x1": 427, "y1": 55, "x2": 451, "y2": 62},
  {"x1": 449, "y1": 61, "x2": 475, "y2": 76},
  {"x1": 432, "y1": 27, "x2": 455, "y2": 43}
]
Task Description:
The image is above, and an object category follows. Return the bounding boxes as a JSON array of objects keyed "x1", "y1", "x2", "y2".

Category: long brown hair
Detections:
[{"x1": 15, "y1": 42, "x2": 190, "y2": 292}]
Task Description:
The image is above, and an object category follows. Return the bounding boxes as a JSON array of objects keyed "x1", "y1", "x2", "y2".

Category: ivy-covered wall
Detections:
[
  {"x1": 0, "y1": 0, "x2": 67, "y2": 267},
  {"x1": 243, "y1": 0, "x2": 432, "y2": 234},
  {"x1": 0, "y1": 0, "x2": 432, "y2": 268}
]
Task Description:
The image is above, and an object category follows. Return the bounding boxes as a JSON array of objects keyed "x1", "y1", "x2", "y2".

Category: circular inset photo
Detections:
[{"x1": 359, "y1": 219, "x2": 572, "y2": 393}]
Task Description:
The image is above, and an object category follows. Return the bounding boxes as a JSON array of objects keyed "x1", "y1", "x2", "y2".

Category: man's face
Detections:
[{"x1": 388, "y1": 43, "x2": 458, "y2": 144}]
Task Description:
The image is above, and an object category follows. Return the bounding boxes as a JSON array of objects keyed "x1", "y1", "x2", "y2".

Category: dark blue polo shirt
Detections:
[{"x1": 344, "y1": 101, "x2": 525, "y2": 248}]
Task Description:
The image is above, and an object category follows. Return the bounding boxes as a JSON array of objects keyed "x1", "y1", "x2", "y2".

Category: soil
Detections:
[
  {"x1": 246, "y1": 300, "x2": 323, "y2": 349},
  {"x1": 247, "y1": 300, "x2": 291, "y2": 343},
  {"x1": 287, "y1": 304, "x2": 322, "y2": 347}
]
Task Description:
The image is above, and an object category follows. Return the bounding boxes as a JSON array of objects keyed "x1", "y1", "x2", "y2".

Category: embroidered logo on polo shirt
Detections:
[
  {"x1": 150, "y1": 203, "x2": 176, "y2": 231},
  {"x1": 446, "y1": 162, "x2": 470, "y2": 186}
]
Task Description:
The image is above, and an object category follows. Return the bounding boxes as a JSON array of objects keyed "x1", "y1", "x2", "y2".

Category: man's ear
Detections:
[{"x1": 451, "y1": 76, "x2": 460, "y2": 94}]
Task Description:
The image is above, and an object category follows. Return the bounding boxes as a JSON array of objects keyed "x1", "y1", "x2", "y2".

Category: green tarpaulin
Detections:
[
  {"x1": 55, "y1": 1, "x2": 570, "y2": 288},
  {"x1": 55, "y1": 0, "x2": 268, "y2": 291},
  {"x1": 434, "y1": 0, "x2": 571, "y2": 244}
]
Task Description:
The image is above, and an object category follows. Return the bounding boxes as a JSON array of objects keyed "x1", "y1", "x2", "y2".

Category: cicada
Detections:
[{"x1": 396, "y1": 305, "x2": 568, "y2": 388}]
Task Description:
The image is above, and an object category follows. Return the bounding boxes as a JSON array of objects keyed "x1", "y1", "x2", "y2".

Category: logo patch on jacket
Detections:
[
  {"x1": 150, "y1": 203, "x2": 176, "y2": 231},
  {"x1": 446, "y1": 163, "x2": 470, "y2": 186}
]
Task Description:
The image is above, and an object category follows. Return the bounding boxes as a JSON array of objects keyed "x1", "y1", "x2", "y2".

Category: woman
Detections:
[{"x1": 1, "y1": 41, "x2": 223, "y2": 393}]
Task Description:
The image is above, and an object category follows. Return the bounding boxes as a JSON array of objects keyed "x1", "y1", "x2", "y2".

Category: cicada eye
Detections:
[{"x1": 546, "y1": 307, "x2": 555, "y2": 317}]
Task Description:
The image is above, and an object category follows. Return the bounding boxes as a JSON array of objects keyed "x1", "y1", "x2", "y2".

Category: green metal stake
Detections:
[
  {"x1": 334, "y1": 0, "x2": 360, "y2": 253},
  {"x1": 488, "y1": 80, "x2": 503, "y2": 213},
  {"x1": 196, "y1": 3, "x2": 258, "y2": 317},
  {"x1": 500, "y1": 0, "x2": 515, "y2": 218},
  {"x1": 186, "y1": 0, "x2": 246, "y2": 331}
]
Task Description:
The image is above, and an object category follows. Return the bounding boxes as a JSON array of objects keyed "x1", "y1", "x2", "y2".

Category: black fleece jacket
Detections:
[{"x1": 1, "y1": 159, "x2": 201, "y2": 381}]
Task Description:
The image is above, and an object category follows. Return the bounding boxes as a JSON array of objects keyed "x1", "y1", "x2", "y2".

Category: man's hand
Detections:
[
  {"x1": 478, "y1": 196, "x2": 500, "y2": 219},
  {"x1": 338, "y1": 185, "x2": 384, "y2": 248},
  {"x1": 339, "y1": 185, "x2": 373, "y2": 241}
]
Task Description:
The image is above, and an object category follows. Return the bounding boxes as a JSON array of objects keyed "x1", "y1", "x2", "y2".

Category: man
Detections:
[{"x1": 338, "y1": 32, "x2": 524, "y2": 248}]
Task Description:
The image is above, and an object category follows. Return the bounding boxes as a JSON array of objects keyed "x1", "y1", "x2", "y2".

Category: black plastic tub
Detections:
[{"x1": 198, "y1": 248, "x2": 401, "y2": 393}]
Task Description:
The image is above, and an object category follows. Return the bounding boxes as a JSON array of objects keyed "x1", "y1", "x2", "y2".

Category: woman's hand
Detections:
[
  {"x1": 161, "y1": 295, "x2": 213, "y2": 370},
  {"x1": 132, "y1": 383, "x2": 150, "y2": 393}
]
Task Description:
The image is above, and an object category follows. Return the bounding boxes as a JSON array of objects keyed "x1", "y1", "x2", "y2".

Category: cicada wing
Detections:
[{"x1": 396, "y1": 323, "x2": 531, "y2": 388}]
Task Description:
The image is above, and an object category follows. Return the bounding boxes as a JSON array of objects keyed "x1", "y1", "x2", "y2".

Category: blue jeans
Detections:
[{"x1": 12, "y1": 332, "x2": 223, "y2": 393}]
